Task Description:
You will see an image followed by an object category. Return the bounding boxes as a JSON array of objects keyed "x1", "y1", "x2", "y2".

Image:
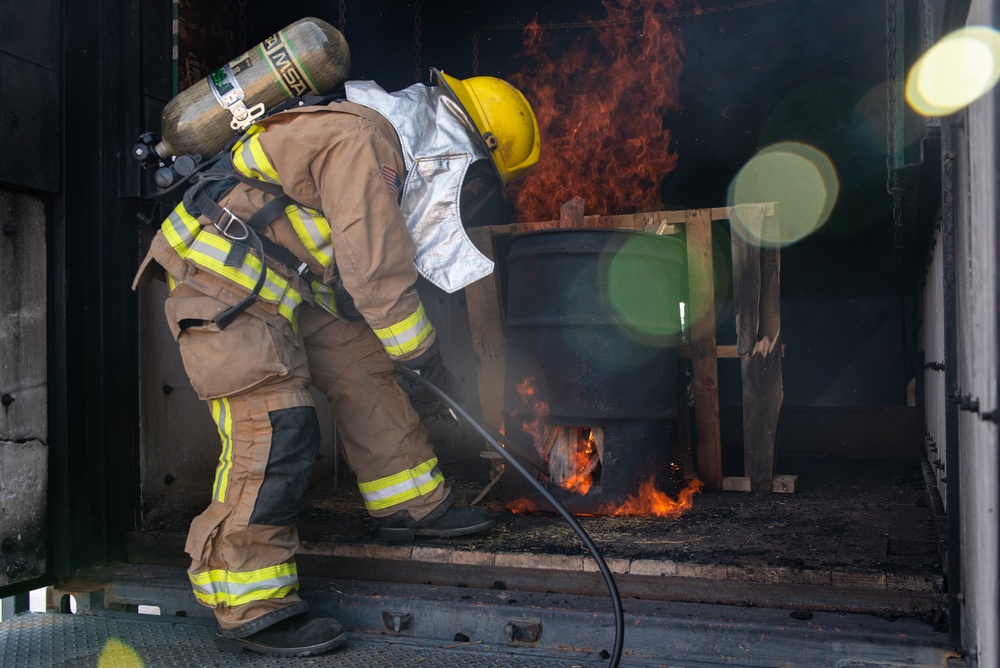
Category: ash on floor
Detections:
[{"x1": 294, "y1": 452, "x2": 941, "y2": 589}]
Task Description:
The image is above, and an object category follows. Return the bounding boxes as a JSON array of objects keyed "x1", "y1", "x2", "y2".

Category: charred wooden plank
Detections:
[
  {"x1": 722, "y1": 476, "x2": 752, "y2": 492},
  {"x1": 771, "y1": 474, "x2": 797, "y2": 493},
  {"x1": 685, "y1": 209, "x2": 723, "y2": 491},
  {"x1": 678, "y1": 344, "x2": 738, "y2": 359},
  {"x1": 559, "y1": 196, "x2": 585, "y2": 228},
  {"x1": 464, "y1": 226, "x2": 507, "y2": 431},
  {"x1": 722, "y1": 474, "x2": 797, "y2": 493},
  {"x1": 492, "y1": 203, "x2": 776, "y2": 236},
  {"x1": 730, "y1": 207, "x2": 784, "y2": 493}
]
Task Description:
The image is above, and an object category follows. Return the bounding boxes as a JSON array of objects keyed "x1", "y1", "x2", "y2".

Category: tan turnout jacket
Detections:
[{"x1": 136, "y1": 99, "x2": 436, "y2": 362}]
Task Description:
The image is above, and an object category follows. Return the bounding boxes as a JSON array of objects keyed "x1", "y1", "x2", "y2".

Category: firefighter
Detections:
[{"x1": 132, "y1": 69, "x2": 540, "y2": 656}]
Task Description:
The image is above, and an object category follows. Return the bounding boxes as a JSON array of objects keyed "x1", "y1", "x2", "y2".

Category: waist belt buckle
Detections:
[{"x1": 215, "y1": 207, "x2": 250, "y2": 241}]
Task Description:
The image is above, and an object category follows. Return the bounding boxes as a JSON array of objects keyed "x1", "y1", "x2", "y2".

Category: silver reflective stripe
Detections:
[
  {"x1": 233, "y1": 130, "x2": 281, "y2": 184},
  {"x1": 163, "y1": 206, "x2": 302, "y2": 319},
  {"x1": 190, "y1": 573, "x2": 297, "y2": 599},
  {"x1": 187, "y1": 236, "x2": 300, "y2": 312},
  {"x1": 360, "y1": 465, "x2": 442, "y2": 505},
  {"x1": 211, "y1": 398, "x2": 234, "y2": 503},
  {"x1": 165, "y1": 206, "x2": 199, "y2": 247},
  {"x1": 288, "y1": 205, "x2": 335, "y2": 269},
  {"x1": 310, "y1": 280, "x2": 338, "y2": 316},
  {"x1": 373, "y1": 303, "x2": 432, "y2": 358}
]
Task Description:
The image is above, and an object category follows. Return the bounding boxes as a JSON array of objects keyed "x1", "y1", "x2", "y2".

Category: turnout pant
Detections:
[{"x1": 164, "y1": 283, "x2": 449, "y2": 635}]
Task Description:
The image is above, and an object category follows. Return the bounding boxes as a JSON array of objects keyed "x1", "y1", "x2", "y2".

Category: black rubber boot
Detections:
[
  {"x1": 377, "y1": 504, "x2": 496, "y2": 542},
  {"x1": 214, "y1": 612, "x2": 347, "y2": 657}
]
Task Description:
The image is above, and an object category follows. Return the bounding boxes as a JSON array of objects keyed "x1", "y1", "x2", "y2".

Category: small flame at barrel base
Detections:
[{"x1": 506, "y1": 476, "x2": 703, "y2": 518}]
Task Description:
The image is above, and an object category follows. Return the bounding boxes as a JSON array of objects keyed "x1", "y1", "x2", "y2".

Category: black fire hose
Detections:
[{"x1": 394, "y1": 364, "x2": 625, "y2": 668}]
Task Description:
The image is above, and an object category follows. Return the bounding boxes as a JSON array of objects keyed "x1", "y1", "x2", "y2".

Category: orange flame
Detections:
[
  {"x1": 515, "y1": 377, "x2": 550, "y2": 459},
  {"x1": 559, "y1": 429, "x2": 598, "y2": 495},
  {"x1": 546, "y1": 426, "x2": 600, "y2": 495},
  {"x1": 506, "y1": 477, "x2": 702, "y2": 517},
  {"x1": 507, "y1": 498, "x2": 539, "y2": 514},
  {"x1": 605, "y1": 476, "x2": 703, "y2": 517},
  {"x1": 509, "y1": 0, "x2": 695, "y2": 222},
  {"x1": 509, "y1": 378, "x2": 701, "y2": 518}
]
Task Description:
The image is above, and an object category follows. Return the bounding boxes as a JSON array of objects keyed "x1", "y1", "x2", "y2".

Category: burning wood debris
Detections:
[{"x1": 505, "y1": 377, "x2": 703, "y2": 518}]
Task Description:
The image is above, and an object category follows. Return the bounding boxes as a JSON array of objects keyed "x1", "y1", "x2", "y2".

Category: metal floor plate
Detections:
[
  {"x1": 0, "y1": 611, "x2": 611, "y2": 668},
  {"x1": 4, "y1": 567, "x2": 956, "y2": 668}
]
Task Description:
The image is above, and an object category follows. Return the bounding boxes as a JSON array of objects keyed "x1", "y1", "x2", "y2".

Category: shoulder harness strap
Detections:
[
  {"x1": 177, "y1": 91, "x2": 346, "y2": 329},
  {"x1": 183, "y1": 155, "x2": 317, "y2": 330}
]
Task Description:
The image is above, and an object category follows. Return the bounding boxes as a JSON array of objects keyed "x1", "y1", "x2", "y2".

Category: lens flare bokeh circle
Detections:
[
  {"x1": 606, "y1": 233, "x2": 686, "y2": 341},
  {"x1": 907, "y1": 26, "x2": 1000, "y2": 117},
  {"x1": 727, "y1": 142, "x2": 840, "y2": 248}
]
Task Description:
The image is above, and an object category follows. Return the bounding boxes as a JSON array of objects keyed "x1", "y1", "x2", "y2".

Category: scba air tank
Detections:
[{"x1": 154, "y1": 17, "x2": 350, "y2": 159}]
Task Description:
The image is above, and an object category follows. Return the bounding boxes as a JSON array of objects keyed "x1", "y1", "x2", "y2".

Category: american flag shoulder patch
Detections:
[{"x1": 381, "y1": 164, "x2": 401, "y2": 200}]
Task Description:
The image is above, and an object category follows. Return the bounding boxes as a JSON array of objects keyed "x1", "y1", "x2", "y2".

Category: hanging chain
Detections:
[
  {"x1": 413, "y1": 1, "x2": 423, "y2": 82},
  {"x1": 339, "y1": 0, "x2": 347, "y2": 35},
  {"x1": 238, "y1": 0, "x2": 247, "y2": 51},
  {"x1": 885, "y1": 0, "x2": 904, "y2": 268},
  {"x1": 472, "y1": 30, "x2": 480, "y2": 76}
]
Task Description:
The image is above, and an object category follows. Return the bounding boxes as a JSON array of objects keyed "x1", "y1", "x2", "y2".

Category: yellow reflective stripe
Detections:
[
  {"x1": 160, "y1": 203, "x2": 304, "y2": 328},
  {"x1": 357, "y1": 458, "x2": 444, "y2": 511},
  {"x1": 184, "y1": 236, "x2": 302, "y2": 327},
  {"x1": 310, "y1": 280, "x2": 338, "y2": 317},
  {"x1": 189, "y1": 562, "x2": 297, "y2": 586},
  {"x1": 166, "y1": 273, "x2": 179, "y2": 292},
  {"x1": 161, "y1": 202, "x2": 201, "y2": 251},
  {"x1": 210, "y1": 398, "x2": 234, "y2": 503},
  {"x1": 231, "y1": 128, "x2": 335, "y2": 271},
  {"x1": 189, "y1": 562, "x2": 299, "y2": 608},
  {"x1": 232, "y1": 125, "x2": 281, "y2": 184},
  {"x1": 192, "y1": 585, "x2": 298, "y2": 608},
  {"x1": 373, "y1": 302, "x2": 433, "y2": 358},
  {"x1": 287, "y1": 205, "x2": 334, "y2": 268}
]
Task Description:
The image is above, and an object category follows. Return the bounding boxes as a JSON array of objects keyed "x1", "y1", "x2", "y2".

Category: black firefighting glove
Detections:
[{"x1": 396, "y1": 340, "x2": 466, "y2": 425}]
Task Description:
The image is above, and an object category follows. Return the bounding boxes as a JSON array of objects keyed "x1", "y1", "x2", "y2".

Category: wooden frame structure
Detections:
[{"x1": 463, "y1": 202, "x2": 790, "y2": 494}]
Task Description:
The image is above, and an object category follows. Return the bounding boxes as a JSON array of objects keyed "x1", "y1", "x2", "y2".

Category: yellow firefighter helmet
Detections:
[{"x1": 433, "y1": 69, "x2": 541, "y2": 186}]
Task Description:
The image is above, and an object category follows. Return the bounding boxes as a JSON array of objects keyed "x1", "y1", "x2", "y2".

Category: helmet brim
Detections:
[{"x1": 432, "y1": 68, "x2": 508, "y2": 186}]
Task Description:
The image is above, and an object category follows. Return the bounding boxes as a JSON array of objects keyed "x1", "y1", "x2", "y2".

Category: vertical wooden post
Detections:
[
  {"x1": 730, "y1": 207, "x2": 784, "y2": 493},
  {"x1": 464, "y1": 226, "x2": 507, "y2": 431},
  {"x1": 685, "y1": 209, "x2": 723, "y2": 491},
  {"x1": 560, "y1": 196, "x2": 585, "y2": 228}
]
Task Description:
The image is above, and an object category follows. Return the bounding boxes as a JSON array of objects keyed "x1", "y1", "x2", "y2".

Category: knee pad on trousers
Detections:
[{"x1": 250, "y1": 406, "x2": 321, "y2": 526}]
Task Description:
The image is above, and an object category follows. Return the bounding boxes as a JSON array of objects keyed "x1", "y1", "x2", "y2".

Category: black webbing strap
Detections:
[
  {"x1": 214, "y1": 233, "x2": 266, "y2": 330},
  {"x1": 241, "y1": 194, "x2": 317, "y2": 279},
  {"x1": 184, "y1": 177, "x2": 315, "y2": 330},
  {"x1": 205, "y1": 156, "x2": 314, "y2": 272},
  {"x1": 261, "y1": 89, "x2": 346, "y2": 120}
]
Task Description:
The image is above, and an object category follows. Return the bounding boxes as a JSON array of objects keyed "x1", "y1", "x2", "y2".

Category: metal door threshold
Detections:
[
  {"x1": 1, "y1": 564, "x2": 957, "y2": 667},
  {"x1": 0, "y1": 607, "x2": 958, "y2": 668}
]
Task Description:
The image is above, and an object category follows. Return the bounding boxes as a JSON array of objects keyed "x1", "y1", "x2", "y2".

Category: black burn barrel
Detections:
[{"x1": 500, "y1": 228, "x2": 687, "y2": 513}]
